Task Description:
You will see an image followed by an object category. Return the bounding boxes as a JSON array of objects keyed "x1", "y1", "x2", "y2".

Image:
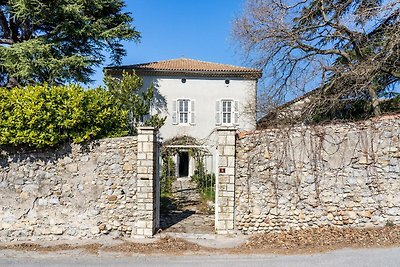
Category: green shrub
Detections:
[
  {"x1": 386, "y1": 220, "x2": 395, "y2": 227},
  {"x1": 380, "y1": 94, "x2": 400, "y2": 114},
  {"x1": 0, "y1": 84, "x2": 128, "y2": 148},
  {"x1": 160, "y1": 156, "x2": 176, "y2": 197},
  {"x1": 191, "y1": 157, "x2": 215, "y2": 202}
]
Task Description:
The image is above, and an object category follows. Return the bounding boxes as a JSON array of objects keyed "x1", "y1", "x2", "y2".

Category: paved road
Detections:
[{"x1": 1, "y1": 247, "x2": 400, "y2": 267}]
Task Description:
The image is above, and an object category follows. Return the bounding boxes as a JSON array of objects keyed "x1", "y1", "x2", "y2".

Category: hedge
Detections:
[{"x1": 0, "y1": 84, "x2": 128, "y2": 148}]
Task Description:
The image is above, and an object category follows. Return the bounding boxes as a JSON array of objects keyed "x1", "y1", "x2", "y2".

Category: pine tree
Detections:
[{"x1": 0, "y1": 0, "x2": 140, "y2": 87}]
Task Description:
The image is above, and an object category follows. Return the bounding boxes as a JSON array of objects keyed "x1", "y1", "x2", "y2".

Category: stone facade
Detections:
[
  {"x1": 216, "y1": 128, "x2": 236, "y2": 234},
  {"x1": 235, "y1": 115, "x2": 400, "y2": 234},
  {"x1": 0, "y1": 129, "x2": 158, "y2": 242}
]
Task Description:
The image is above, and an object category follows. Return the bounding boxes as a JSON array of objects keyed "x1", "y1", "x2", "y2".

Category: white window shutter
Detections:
[
  {"x1": 234, "y1": 100, "x2": 239, "y2": 125},
  {"x1": 190, "y1": 100, "x2": 196, "y2": 125},
  {"x1": 172, "y1": 100, "x2": 178, "y2": 124},
  {"x1": 215, "y1": 100, "x2": 221, "y2": 125}
]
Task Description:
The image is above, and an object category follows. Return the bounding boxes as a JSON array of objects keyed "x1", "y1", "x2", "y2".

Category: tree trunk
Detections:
[
  {"x1": 6, "y1": 76, "x2": 19, "y2": 88},
  {"x1": 368, "y1": 86, "x2": 381, "y2": 116}
]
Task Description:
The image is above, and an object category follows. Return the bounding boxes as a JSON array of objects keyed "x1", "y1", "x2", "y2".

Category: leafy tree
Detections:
[
  {"x1": 104, "y1": 71, "x2": 166, "y2": 135},
  {"x1": 0, "y1": 0, "x2": 139, "y2": 87},
  {"x1": 234, "y1": 0, "x2": 399, "y2": 119}
]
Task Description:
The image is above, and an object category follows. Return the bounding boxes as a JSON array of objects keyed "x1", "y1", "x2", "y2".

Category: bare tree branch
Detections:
[
  {"x1": 234, "y1": 0, "x2": 400, "y2": 123},
  {"x1": 0, "y1": 38, "x2": 13, "y2": 44}
]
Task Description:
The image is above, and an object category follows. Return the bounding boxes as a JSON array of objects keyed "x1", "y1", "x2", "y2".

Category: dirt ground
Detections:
[
  {"x1": 1, "y1": 226, "x2": 400, "y2": 256},
  {"x1": 235, "y1": 226, "x2": 400, "y2": 254}
]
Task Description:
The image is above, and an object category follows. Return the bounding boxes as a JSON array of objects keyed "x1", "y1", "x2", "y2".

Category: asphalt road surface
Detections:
[{"x1": 1, "y1": 247, "x2": 400, "y2": 267}]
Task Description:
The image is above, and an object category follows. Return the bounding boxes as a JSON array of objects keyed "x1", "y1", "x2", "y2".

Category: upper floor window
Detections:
[
  {"x1": 222, "y1": 100, "x2": 232, "y2": 124},
  {"x1": 216, "y1": 99, "x2": 239, "y2": 126},
  {"x1": 178, "y1": 99, "x2": 189, "y2": 124},
  {"x1": 172, "y1": 99, "x2": 195, "y2": 125}
]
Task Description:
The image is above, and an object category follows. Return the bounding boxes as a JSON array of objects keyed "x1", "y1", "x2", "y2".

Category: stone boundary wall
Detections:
[
  {"x1": 0, "y1": 135, "x2": 147, "y2": 242},
  {"x1": 235, "y1": 115, "x2": 400, "y2": 234}
]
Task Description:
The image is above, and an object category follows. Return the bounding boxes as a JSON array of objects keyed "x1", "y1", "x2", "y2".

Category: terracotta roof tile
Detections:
[{"x1": 105, "y1": 58, "x2": 262, "y2": 78}]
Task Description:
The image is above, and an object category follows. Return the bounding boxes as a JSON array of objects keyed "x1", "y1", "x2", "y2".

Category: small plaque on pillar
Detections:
[{"x1": 219, "y1": 168, "x2": 226, "y2": 174}]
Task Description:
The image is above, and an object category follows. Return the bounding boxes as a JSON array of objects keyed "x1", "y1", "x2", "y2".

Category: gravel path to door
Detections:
[{"x1": 160, "y1": 177, "x2": 215, "y2": 234}]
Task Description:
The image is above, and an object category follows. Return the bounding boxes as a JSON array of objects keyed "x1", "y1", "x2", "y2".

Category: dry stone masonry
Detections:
[
  {"x1": 0, "y1": 128, "x2": 158, "y2": 242},
  {"x1": 235, "y1": 115, "x2": 400, "y2": 234},
  {"x1": 2, "y1": 115, "x2": 400, "y2": 240}
]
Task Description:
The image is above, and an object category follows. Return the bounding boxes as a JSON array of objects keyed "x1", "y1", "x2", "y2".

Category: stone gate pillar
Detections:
[
  {"x1": 135, "y1": 127, "x2": 158, "y2": 237},
  {"x1": 216, "y1": 127, "x2": 236, "y2": 234}
]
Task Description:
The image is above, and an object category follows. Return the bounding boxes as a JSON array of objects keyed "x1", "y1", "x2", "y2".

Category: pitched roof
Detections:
[{"x1": 105, "y1": 58, "x2": 262, "y2": 79}]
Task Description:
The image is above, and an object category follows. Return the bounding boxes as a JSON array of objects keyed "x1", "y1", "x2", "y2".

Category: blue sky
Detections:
[{"x1": 92, "y1": 0, "x2": 246, "y2": 87}]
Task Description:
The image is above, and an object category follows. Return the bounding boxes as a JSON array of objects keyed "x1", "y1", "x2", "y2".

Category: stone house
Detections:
[
  {"x1": 257, "y1": 89, "x2": 318, "y2": 129},
  {"x1": 106, "y1": 58, "x2": 262, "y2": 177}
]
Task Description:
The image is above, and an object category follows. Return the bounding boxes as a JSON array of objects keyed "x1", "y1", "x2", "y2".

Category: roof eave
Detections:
[{"x1": 104, "y1": 68, "x2": 262, "y2": 79}]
